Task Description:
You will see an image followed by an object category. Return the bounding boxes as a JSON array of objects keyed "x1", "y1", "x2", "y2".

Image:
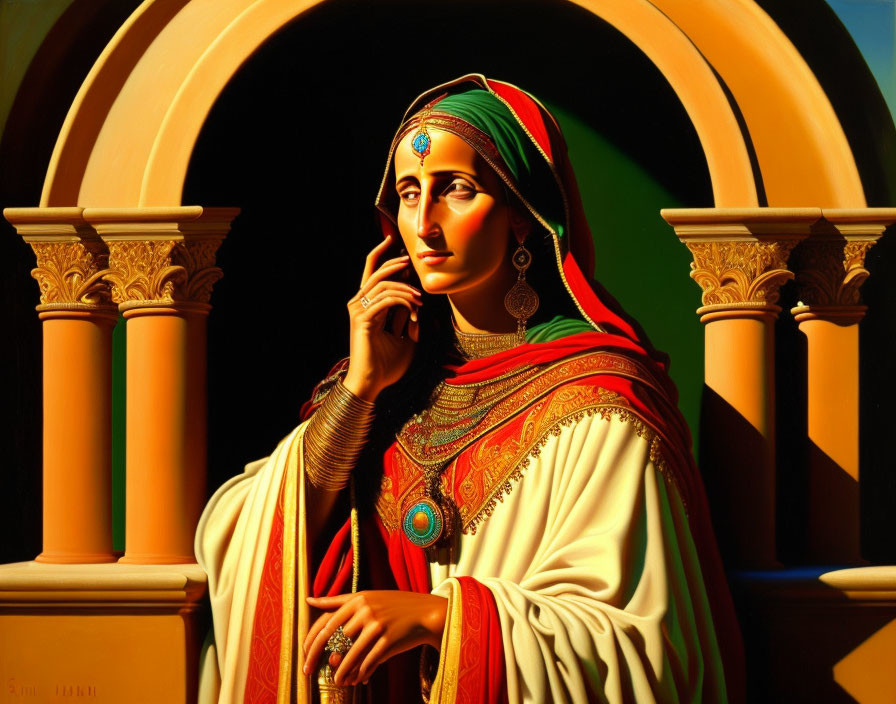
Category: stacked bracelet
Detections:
[{"x1": 303, "y1": 380, "x2": 376, "y2": 491}]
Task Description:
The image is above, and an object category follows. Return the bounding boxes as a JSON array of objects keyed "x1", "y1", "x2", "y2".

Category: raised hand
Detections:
[
  {"x1": 342, "y1": 235, "x2": 422, "y2": 402},
  {"x1": 302, "y1": 590, "x2": 447, "y2": 687}
]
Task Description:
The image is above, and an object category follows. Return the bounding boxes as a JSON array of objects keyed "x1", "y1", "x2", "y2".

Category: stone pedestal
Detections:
[{"x1": 0, "y1": 562, "x2": 207, "y2": 704}]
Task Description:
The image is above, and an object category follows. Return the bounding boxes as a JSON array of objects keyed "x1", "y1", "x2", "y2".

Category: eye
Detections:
[
  {"x1": 398, "y1": 186, "x2": 420, "y2": 205},
  {"x1": 444, "y1": 180, "x2": 475, "y2": 199}
]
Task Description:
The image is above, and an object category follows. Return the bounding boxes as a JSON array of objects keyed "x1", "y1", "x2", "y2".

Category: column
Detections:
[
  {"x1": 789, "y1": 208, "x2": 896, "y2": 563},
  {"x1": 4, "y1": 207, "x2": 118, "y2": 563},
  {"x1": 662, "y1": 208, "x2": 819, "y2": 567},
  {"x1": 88, "y1": 206, "x2": 238, "y2": 564}
]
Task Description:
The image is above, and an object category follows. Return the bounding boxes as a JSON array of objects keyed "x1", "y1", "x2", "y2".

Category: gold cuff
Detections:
[{"x1": 304, "y1": 380, "x2": 375, "y2": 491}]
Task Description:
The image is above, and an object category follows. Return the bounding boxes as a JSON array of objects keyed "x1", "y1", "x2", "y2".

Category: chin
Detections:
[{"x1": 418, "y1": 272, "x2": 466, "y2": 295}]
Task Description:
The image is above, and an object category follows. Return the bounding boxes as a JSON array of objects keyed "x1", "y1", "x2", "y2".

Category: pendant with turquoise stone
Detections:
[{"x1": 402, "y1": 496, "x2": 444, "y2": 548}]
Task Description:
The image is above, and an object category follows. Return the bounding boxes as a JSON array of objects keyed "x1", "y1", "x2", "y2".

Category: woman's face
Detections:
[{"x1": 394, "y1": 128, "x2": 513, "y2": 296}]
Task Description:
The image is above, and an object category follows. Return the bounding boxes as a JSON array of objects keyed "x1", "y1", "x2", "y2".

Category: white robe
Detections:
[{"x1": 196, "y1": 411, "x2": 727, "y2": 703}]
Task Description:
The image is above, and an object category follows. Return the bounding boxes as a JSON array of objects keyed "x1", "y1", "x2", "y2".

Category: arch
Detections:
[
  {"x1": 644, "y1": 0, "x2": 865, "y2": 207},
  {"x1": 33, "y1": 0, "x2": 735, "y2": 208},
  {"x1": 138, "y1": 0, "x2": 755, "y2": 207},
  {"x1": 39, "y1": 0, "x2": 865, "y2": 209}
]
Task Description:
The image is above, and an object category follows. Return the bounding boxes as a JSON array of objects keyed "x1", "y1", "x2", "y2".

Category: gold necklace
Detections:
[{"x1": 453, "y1": 327, "x2": 520, "y2": 360}]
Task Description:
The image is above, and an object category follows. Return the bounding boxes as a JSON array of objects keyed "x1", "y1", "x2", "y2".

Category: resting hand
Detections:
[
  {"x1": 343, "y1": 235, "x2": 421, "y2": 402},
  {"x1": 303, "y1": 590, "x2": 447, "y2": 686}
]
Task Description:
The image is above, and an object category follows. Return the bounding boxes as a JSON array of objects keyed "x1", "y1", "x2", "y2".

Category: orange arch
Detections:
[{"x1": 39, "y1": 0, "x2": 863, "y2": 209}]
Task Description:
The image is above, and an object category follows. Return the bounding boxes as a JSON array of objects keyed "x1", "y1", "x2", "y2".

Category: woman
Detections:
[{"x1": 196, "y1": 74, "x2": 743, "y2": 703}]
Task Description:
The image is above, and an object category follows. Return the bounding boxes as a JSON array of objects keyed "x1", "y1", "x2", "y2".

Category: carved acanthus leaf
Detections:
[
  {"x1": 171, "y1": 239, "x2": 223, "y2": 303},
  {"x1": 685, "y1": 240, "x2": 797, "y2": 307},
  {"x1": 791, "y1": 239, "x2": 876, "y2": 306},
  {"x1": 29, "y1": 241, "x2": 112, "y2": 307},
  {"x1": 104, "y1": 239, "x2": 223, "y2": 305},
  {"x1": 104, "y1": 240, "x2": 184, "y2": 304}
]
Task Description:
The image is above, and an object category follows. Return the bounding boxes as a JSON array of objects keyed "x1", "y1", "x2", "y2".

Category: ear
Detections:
[{"x1": 509, "y1": 208, "x2": 532, "y2": 244}]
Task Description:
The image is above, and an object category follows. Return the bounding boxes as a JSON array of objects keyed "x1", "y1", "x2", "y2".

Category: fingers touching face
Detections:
[{"x1": 393, "y1": 129, "x2": 512, "y2": 297}]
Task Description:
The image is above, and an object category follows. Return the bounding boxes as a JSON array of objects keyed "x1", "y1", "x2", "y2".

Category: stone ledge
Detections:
[
  {"x1": 732, "y1": 565, "x2": 896, "y2": 602},
  {"x1": 0, "y1": 561, "x2": 207, "y2": 607}
]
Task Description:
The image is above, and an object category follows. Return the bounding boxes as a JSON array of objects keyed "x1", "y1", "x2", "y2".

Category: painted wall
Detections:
[{"x1": 826, "y1": 0, "x2": 896, "y2": 122}]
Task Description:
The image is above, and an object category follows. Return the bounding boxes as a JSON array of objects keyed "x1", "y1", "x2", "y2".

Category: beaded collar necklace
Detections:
[{"x1": 452, "y1": 326, "x2": 521, "y2": 361}]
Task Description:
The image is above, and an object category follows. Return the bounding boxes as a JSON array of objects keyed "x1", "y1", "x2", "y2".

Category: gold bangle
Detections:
[{"x1": 304, "y1": 380, "x2": 375, "y2": 491}]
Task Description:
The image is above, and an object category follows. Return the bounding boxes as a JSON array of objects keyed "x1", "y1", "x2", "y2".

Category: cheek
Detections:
[
  {"x1": 448, "y1": 207, "x2": 491, "y2": 242},
  {"x1": 459, "y1": 211, "x2": 509, "y2": 268}
]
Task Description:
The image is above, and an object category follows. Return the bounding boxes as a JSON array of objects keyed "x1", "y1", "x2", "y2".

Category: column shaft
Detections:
[
  {"x1": 704, "y1": 314, "x2": 774, "y2": 434},
  {"x1": 799, "y1": 318, "x2": 860, "y2": 561},
  {"x1": 120, "y1": 307, "x2": 208, "y2": 563},
  {"x1": 38, "y1": 310, "x2": 117, "y2": 563},
  {"x1": 702, "y1": 310, "x2": 777, "y2": 566}
]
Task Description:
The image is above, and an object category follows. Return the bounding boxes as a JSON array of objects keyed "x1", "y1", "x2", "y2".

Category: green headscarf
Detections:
[
  {"x1": 431, "y1": 90, "x2": 535, "y2": 187},
  {"x1": 428, "y1": 91, "x2": 586, "y2": 343}
]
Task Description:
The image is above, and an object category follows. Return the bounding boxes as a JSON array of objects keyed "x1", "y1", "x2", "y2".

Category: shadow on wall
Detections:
[{"x1": 699, "y1": 386, "x2": 776, "y2": 569}]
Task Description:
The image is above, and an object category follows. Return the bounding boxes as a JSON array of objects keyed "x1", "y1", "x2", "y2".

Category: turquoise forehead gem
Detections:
[
  {"x1": 402, "y1": 499, "x2": 442, "y2": 547},
  {"x1": 412, "y1": 132, "x2": 430, "y2": 154}
]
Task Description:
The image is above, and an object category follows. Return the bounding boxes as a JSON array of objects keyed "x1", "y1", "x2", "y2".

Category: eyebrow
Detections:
[{"x1": 395, "y1": 169, "x2": 480, "y2": 184}]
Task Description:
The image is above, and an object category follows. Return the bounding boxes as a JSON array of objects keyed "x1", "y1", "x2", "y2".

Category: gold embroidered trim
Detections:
[
  {"x1": 278, "y1": 432, "x2": 300, "y2": 704},
  {"x1": 396, "y1": 351, "x2": 659, "y2": 465},
  {"x1": 350, "y1": 479, "x2": 360, "y2": 594},
  {"x1": 429, "y1": 578, "x2": 462, "y2": 704},
  {"x1": 398, "y1": 113, "x2": 507, "y2": 175},
  {"x1": 378, "y1": 394, "x2": 685, "y2": 536},
  {"x1": 463, "y1": 401, "x2": 684, "y2": 536}
]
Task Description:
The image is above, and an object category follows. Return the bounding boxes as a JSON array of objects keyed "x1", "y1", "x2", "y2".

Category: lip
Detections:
[{"x1": 417, "y1": 250, "x2": 453, "y2": 265}]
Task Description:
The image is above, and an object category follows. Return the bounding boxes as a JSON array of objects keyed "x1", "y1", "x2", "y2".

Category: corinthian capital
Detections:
[
  {"x1": 661, "y1": 208, "x2": 820, "y2": 316},
  {"x1": 85, "y1": 207, "x2": 238, "y2": 310},
  {"x1": 790, "y1": 209, "x2": 895, "y2": 314},
  {"x1": 791, "y1": 239, "x2": 875, "y2": 308},
  {"x1": 102, "y1": 238, "x2": 222, "y2": 307},
  {"x1": 685, "y1": 240, "x2": 797, "y2": 307},
  {"x1": 30, "y1": 240, "x2": 112, "y2": 309},
  {"x1": 4, "y1": 207, "x2": 115, "y2": 312}
]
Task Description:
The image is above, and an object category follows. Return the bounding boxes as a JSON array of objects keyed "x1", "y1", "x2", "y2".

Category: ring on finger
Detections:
[
  {"x1": 326, "y1": 625, "x2": 353, "y2": 655},
  {"x1": 360, "y1": 295, "x2": 371, "y2": 309}
]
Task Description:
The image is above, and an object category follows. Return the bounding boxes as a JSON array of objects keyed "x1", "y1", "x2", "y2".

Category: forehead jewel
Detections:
[{"x1": 410, "y1": 107, "x2": 433, "y2": 166}]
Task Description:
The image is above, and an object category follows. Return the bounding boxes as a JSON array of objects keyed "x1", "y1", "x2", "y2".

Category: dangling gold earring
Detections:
[{"x1": 504, "y1": 243, "x2": 539, "y2": 343}]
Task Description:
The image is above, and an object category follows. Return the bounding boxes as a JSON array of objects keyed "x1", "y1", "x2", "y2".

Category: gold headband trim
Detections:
[{"x1": 396, "y1": 112, "x2": 510, "y2": 178}]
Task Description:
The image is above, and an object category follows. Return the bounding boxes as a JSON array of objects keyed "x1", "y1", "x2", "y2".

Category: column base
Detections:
[
  {"x1": 792, "y1": 304, "x2": 866, "y2": 325},
  {"x1": 36, "y1": 551, "x2": 118, "y2": 564},
  {"x1": 118, "y1": 553, "x2": 198, "y2": 565}
]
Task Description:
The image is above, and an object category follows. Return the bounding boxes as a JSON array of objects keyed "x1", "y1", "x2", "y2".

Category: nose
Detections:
[{"x1": 415, "y1": 184, "x2": 440, "y2": 240}]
